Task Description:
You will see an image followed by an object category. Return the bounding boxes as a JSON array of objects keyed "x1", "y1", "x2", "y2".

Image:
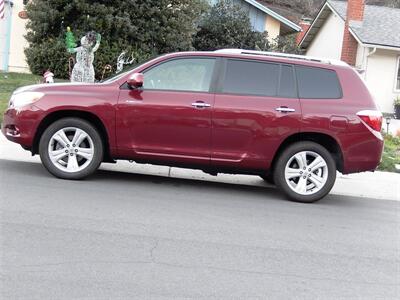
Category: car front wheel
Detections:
[
  {"x1": 273, "y1": 142, "x2": 336, "y2": 203},
  {"x1": 39, "y1": 118, "x2": 103, "y2": 180}
]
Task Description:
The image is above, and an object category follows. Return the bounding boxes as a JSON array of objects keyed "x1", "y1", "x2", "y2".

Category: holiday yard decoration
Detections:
[
  {"x1": 65, "y1": 26, "x2": 77, "y2": 49},
  {"x1": 116, "y1": 51, "x2": 135, "y2": 74},
  {"x1": 43, "y1": 70, "x2": 54, "y2": 83},
  {"x1": 101, "y1": 64, "x2": 113, "y2": 81},
  {"x1": 66, "y1": 29, "x2": 101, "y2": 83}
]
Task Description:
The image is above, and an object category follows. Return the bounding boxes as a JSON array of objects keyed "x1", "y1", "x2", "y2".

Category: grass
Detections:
[
  {"x1": 0, "y1": 72, "x2": 42, "y2": 123},
  {"x1": 1, "y1": 72, "x2": 399, "y2": 172}
]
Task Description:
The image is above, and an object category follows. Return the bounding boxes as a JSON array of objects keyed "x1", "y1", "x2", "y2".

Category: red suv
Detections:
[{"x1": 2, "y1": 50, "x2": 383, "y2": 202}]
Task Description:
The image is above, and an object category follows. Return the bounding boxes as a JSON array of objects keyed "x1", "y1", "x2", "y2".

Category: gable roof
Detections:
[
  {"x1": 300, "y1": 0, "x2": 400, "y2": 50},
  {"x1": 245, "y1": 0, "x2": 301, "y2": 33}
]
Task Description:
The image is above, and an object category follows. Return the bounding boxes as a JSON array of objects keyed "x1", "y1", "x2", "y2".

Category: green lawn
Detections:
[{"x1": 0, "y1": 72, "x2": 42, "y2": 123}]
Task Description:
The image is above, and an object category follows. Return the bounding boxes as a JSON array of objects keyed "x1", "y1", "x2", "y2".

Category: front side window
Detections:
[
  {"x1": 296, "y1": 66, "x2": 342, "y2": 99},
  {"x1": 396, "y1": 56, "x2": 400, "y2": 91},
  {"x1": 222, "y1": 59, "x2": 280, "y2": 97},
  {"x1": 143, "y1": 58, "x2": 215, "y2": 92}
]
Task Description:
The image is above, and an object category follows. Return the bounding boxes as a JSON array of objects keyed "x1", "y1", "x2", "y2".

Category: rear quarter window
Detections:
[{"x1": 296, "y1": 66, "x2": 342, "y2": 99}]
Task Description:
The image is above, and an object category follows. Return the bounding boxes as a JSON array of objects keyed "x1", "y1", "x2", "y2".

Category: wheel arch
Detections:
[
  {"x1": 32, "y1": 110, "x2": 114, "y2": 162},
  {"x1": 270, "y1": 132, "x2": 344, "y2": 173}
]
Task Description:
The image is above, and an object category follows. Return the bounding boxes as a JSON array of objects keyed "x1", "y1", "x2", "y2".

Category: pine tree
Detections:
[{"x1": 25, "y1": 0, "x2": 208, "y2": 79}]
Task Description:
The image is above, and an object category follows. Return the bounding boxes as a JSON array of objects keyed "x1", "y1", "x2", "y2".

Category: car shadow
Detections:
[
  {"x1": 92, "y1": 168, "x2": 287, "y2": 201},
  {"x1": 1, "y1": 159, "x2": 392, "y2": 208}
]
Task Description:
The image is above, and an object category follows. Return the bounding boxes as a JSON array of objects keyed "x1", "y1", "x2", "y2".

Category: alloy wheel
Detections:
[
  {"x1": 47, "y1": 127, "x2": 94, "y2": 173},
  {"x1": 284, "y1": 151, "x2": 328, "y2": 195}
]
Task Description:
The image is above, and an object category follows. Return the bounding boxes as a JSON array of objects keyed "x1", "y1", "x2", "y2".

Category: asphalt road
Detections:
[{"x1": 0, "y1": 159, "x2": 399, "y2": 299}]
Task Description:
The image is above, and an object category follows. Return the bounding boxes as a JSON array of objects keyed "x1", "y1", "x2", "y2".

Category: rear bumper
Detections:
[
  {"x1": 1, "y1": 105, "x2": 43, "y2": 149},
  {"x1": 342, "y1": 132, "x2": 384, "y2": 174}
]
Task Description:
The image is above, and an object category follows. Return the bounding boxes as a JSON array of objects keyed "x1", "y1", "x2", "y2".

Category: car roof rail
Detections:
[{"x1": 214, "y1": 49, "x2": 348, "y2": 66}]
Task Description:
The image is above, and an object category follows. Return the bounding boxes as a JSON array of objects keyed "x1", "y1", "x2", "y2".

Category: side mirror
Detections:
[{"x1": 127, "y1": 73, "x2": 144, "y2": 88}]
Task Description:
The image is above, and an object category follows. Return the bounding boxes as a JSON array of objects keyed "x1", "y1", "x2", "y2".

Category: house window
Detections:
[{"x1": 396, "y1": 56, "x2": 400, "y2": 91}]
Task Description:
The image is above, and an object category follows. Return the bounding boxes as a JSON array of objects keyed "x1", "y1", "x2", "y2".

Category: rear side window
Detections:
[
  {"x1": 222, "y1": 59, "x2": 280, "y2": 97},
  {"x1": 296, "y1": 66, "x2": 342, "y2": 99}
]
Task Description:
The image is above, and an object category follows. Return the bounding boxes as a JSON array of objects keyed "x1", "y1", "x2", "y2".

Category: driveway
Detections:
[{"x1": 0, "y1": 136, "x2": 399, "y2": 299}]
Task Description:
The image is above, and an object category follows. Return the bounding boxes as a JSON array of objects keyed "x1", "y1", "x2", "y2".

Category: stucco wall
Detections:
[
  {"x1": 265, "y1": 16, "x2": 280, "y2": 40},
  {"x1": 306, "y1": 12, "x2": 344, "y2": 60},
  {"x1": 364, "y1": 48, "x2": 400, "y2": 113},
  {"x1": 355, "y1": 42, "x2": 366, "y2": 69},
  {"x1": 0, "y1": 23, "x2": 4, "y2": 69},
  {"x1": 8, "y1": 1, "x2": 29, "y2": 73},
  {"x1": 0, "y1": 1, "x2": 30, "y2": 73},
  {"x1": 0, "y1": 3, "x2": 11, "y2": 70}
]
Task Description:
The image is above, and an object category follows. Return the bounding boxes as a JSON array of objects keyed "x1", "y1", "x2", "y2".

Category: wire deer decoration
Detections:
[{"x1": 116, "y1": 51, "x2": 135, "y2": 74}]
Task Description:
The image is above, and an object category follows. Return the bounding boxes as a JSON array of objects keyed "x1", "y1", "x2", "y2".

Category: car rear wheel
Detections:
[
  {"x1": 39, "y1": 118, "x2": 103, "y2": 179},
  {"x1": 273, "y1": 141, "x2": 336, "y2": 203}
]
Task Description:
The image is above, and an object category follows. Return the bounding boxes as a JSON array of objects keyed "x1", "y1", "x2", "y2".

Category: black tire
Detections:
[
  {"x1": 39, "y1": 117, "x2": 103, "y2": 180},
  {"x1": 273, "y1": 141, "x2": 336, "y2": 203},
  {"x1": 260, "y1": 174, "x2": 275, "y2": 185}
]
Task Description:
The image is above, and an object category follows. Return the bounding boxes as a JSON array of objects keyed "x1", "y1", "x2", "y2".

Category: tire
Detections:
[
  {"x1": 260, "y1": 174, "x2": 275, "y2": 185},
  {"x1": 39, "y1": 117, "x2": 104, "y2": 180},
  {"x1": 273, "y1": 141, "x2": 336, "y2": 203}
]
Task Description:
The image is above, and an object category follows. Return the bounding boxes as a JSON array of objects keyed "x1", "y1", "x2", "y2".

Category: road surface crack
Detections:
[{"x1": 149, "y1": 239, "x2": 159, "y2": 263}]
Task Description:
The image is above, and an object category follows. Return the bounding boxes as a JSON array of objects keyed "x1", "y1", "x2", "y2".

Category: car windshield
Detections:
[{"x1": 101, "y1": 55, "x2": 160, "y2": 83}]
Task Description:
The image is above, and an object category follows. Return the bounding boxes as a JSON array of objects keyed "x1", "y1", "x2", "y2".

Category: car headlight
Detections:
[{"x1": 9, "y1": 92, "x2": 44, "y2": 109}]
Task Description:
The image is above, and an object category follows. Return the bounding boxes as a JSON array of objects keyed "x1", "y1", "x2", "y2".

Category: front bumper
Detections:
[{"x1": 1, "y1": 105, "x2": 43, "y2": 149}]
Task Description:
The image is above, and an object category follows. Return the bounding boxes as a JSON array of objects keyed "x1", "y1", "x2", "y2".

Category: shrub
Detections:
[
  {"x1": 378, "y1": 133, "x2": 400, "y2": 172},
  {"x1": 193, "y1": 0, "x2": 270, "y2": 51},
  {"x1": 25, "y1": 0, "x2": 208, "y2": 79}
]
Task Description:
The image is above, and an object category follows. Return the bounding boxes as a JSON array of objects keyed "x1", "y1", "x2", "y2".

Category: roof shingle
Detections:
[{"x1": 329, "y1": 0, "x2": 400, "y2": 48}]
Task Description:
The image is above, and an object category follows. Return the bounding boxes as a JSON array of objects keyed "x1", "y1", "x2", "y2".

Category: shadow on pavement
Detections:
[{"x1": 1, "y1": 159, "x2": 394, "y2": 208}]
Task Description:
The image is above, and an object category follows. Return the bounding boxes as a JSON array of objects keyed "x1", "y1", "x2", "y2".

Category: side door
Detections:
[
  {"x1": 211, "y1": 58, "x2": 302, "y2": 170},
  {"x1": 116, "y1": 57, "x2": 217, "y2": 165}
]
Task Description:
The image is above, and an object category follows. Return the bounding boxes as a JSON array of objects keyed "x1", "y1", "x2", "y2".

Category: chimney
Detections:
[
  {"x1": 296, "y1": 17, "x2": 312, "y2": 46},
  {"x1": 341, "y1": 0, "x2": 365, "y2": 66}
]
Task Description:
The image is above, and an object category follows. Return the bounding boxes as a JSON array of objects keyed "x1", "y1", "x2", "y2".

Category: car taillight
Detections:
[{"x1": 357, "y1": 110, "x2": 383, "y2": 132}]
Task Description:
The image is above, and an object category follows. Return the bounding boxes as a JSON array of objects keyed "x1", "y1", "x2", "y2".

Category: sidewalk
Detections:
[{"x1": 1, "y1": 133, "x2": 399, "y2": 201}]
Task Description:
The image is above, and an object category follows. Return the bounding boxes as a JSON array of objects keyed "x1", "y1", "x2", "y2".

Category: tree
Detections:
[
  {"x1": 270, "y1": 35, "x2": 302, "y2": 54},
  {"x1": 193, "y1": 0, "x2": 270, "y2": 51},
  {"x1": 25, "y1": 0, "x2": 208, "y2": 79}
]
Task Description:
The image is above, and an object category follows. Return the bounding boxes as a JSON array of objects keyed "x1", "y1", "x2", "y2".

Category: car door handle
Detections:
[
  {"x1": 275, "y1": 107, "x2": 296, "y2": 113},
  {"x1": 191, "y1": 102, "x2": 211, "y2": 108}
]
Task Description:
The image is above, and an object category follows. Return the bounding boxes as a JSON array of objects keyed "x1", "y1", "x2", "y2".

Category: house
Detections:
[
  {"x1": 207, "y1": 0, "x2": 301, "y2": 39},
  {"x1": 299, "y1": 0, "x2": 400, "y2": 113},
  {"x1": 0, "y1": 0, "x2": 30, "y2": 73}
]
